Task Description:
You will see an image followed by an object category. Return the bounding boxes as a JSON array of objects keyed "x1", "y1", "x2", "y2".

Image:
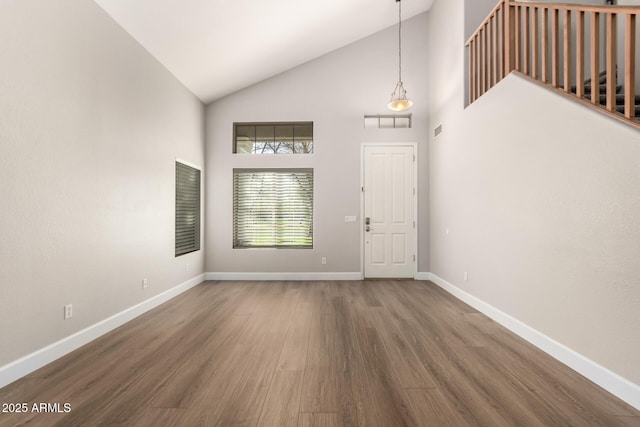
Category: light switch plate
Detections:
[{"x1": 344, "y1": 216, "x2": 357, "y2": 223}]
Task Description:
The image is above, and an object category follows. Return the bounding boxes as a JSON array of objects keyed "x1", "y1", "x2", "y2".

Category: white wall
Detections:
[
  {"x1": 0, "y1": 0, "x2": 205, "y2": 368},
  {"x1": 205, "y1": 13, "x2": 429, "y2": 275},
  {"x1": 430, "y1": 0, "x2": 640, "y2": 394}
]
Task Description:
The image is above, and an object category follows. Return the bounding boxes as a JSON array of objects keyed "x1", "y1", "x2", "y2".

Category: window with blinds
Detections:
[
  {"x1": 233, "y1": 168, "x2": 313, "y2": 249},
  {"x1": 175, "y1": 161, "x2": 201, "y2": 257}
]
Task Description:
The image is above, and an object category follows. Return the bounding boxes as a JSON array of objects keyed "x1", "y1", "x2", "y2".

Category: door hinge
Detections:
[
  {"x1": 413, "y1": 254, "x2": 416, "y2": 262},
  {"x1": 413, "y1": 188, "x2": 416, "y2": 195},
  {"x1": 361, "y1": 186, "x2": 364, "y2": 192},
  {"x1": 413, "y1": 154, "x2": 416, "y2": 162},
  {"x1": 413, "y1": 221, "x2": 416, "y2": 229}
]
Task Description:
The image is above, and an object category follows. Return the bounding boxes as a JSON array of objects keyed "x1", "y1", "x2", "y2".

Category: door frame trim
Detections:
[{"x1": 360, "y1": 142, "x2": 418, "y2": 279}]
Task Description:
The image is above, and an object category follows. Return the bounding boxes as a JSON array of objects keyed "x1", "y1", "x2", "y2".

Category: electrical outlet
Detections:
[
  {"x1": 142, "y1": 278, "x2": 148, "y2": 289},
  {"x1": 186, "y1": 264, "x2": 190, "y2": 272},
  {"x1": 64, "y1": 304, "x2": 73, "y2": 320},
  {"x1": 321, "y1": 257, "x2": 327, "y2": 265},
  {"x1": 464, "y1": 272, "x2": 468, "y2": 282}
]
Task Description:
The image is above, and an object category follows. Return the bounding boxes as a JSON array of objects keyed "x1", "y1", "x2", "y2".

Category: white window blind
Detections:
[
  {"x1": 233, "y1": 168, "x2": 313, "y2": 248},
  {"x1": 175, "y1": 161, "x2": 201, "y2": 256}
]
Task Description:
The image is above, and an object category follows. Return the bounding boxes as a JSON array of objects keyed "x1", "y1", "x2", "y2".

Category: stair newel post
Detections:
[
  {"x1": 624, "y1": 13, "x2": 636, "y2": 119},
  {"x1": 503, "y1": 0, "x2": 516, "y2": 76}
]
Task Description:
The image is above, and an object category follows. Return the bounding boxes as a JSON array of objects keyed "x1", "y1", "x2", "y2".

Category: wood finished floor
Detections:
[{"x1": 0, "y1": 280, "x2": 638, "y2": 426}]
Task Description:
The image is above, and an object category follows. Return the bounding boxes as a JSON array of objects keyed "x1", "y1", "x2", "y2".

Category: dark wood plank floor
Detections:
[{"x1": 0, "y1": 280, "x2": 638, "y2": 426}]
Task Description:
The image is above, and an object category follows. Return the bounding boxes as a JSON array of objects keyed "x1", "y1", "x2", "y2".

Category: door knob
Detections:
[{"x1": 365, "y1": 226, "x2": 370, "y2": 232}]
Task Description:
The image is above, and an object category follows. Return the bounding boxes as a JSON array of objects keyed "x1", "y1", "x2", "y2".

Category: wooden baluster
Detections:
[
  {"x1": 499, "y1": 4, "x2": 505, "y2": 80},
  {"x1": 576, "y1": 11, "x2": 585, "y2": 98},
  {"x1": 542, "y1": 8, "x2": 549, "y2": 83},
  {"x1": 532, "y1": 7, "x2": 539, "y2": 79},
  {"x1": 515, "y1": 5, "x2": 521, "y2": 71},
  {"x1": 552, "y1": 8, "x2": 560, "y2": 88},
  {"x1": 485, "y1": 23, "x2": 490, "y2": 90},
  {"x1": 480, "y1": 27, "x2": 485, "y2": 96},
  {"x1": 524, "y1": 6, "x2": 530, "y2": 75},
  {"x1": 475, "y1": 35, "x2": 480, "y2": 100},
  {"x1": 564, "y1": 10, "x2": 572, "y2": 92},
  {"x1": 606, "y1": 12, "x2": 617, "y2": 112},
  {"x1": 489, "y1": 18, "x2": 494, "y2": 88},
  {"x1": 504, "y1": 0, "x2": 515, "y2": 75},
  {"x1": 469, "y1": 40, "x2": 475, "y2": 103},
  {"x1": 591, "y1": 12, "x2": 600, "y2": 105},
  {"x1": 625, "y1": 13, "x2": 636, "y2": 119},
  {"x1": 491, "y1": 11, "x2": 500, "y2": 85}
]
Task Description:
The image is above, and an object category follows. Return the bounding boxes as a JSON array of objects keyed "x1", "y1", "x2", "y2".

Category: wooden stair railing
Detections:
[{"x1": 466, "y1": 0, "x2": 640, "y2": 128}]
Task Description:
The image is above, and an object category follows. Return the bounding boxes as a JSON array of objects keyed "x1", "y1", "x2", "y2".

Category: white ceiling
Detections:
[{"x1": 93, "y1": 0, "x2": 434, "y2": 104}]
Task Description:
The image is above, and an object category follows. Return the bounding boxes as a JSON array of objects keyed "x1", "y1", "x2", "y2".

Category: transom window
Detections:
[
  {"x1": 364, "y1": 114, "x2": 412, "y2": 129},
  {"x1": 234, "y1": 122, "x2": 313, "y2": 154},
  {"x1": 233, "y1": 168, "x2": 313, "y2": 248}
]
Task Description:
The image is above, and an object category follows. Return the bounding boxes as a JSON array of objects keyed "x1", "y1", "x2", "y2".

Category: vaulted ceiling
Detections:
[{"x1": 93, "y1": 0, "x2": 434, "y2": 103}]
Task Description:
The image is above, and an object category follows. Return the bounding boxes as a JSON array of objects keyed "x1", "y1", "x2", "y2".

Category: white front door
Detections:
[{"x1": 363, "y1": 144, "x2": 416, "y2": 278}]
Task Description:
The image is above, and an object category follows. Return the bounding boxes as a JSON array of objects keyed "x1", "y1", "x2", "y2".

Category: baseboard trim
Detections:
[
  {"x1": 414, "y1": 272, "x2": 430, "y2": 280},
  {"x1": 0, "y1": 274, "x2": 205, "y2": 389},
  {"x1": 205, "y1": 272, "x2": 362, "y2": 281},
  {"x1": 428, "y1": 273, "x2": 640, "y2": 411}
]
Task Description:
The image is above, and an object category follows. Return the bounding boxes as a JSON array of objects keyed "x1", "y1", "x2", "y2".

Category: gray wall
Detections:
[
  {"x1": 0, "y1": 0, "x2": 205, "y2": 367},
  {"x1": 464, "y1": 0, "x2": 498, "y2": 40},
  {"x1": 205, "y1": 13, "x2": 430, "y2": 275},
  {"x1": 429, "y1": 0, "x2": 640, "y2": 386}
]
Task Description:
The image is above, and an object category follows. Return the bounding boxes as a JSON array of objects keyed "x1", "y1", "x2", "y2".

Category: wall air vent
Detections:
[{"x1": 434, "y1": 124, "x2": 443, "y2": 138}]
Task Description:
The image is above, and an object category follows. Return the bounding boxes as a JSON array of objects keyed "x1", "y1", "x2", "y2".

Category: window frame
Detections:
[{"x1": 233, "y1": 121, "x2": 314, "y2": 154}]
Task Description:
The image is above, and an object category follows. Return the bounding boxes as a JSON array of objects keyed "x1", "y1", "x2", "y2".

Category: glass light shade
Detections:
[
  {"x1": 388, "y1": 98, "x2": 414, "y2": 112},
  {"x1": 388, "y1": 80, "x2": 413, "y2": 112}
]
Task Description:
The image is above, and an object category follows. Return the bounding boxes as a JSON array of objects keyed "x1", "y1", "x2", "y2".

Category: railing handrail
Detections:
[
  {"x1": 466, "y1": 1, "x2": 640, "y2": 47},
  {"x1": 466, "y1": 0, "x2": 640, "y2": 127},
  {"x1": 515, "y1": 1, "x2": 640, "y2": 14}
]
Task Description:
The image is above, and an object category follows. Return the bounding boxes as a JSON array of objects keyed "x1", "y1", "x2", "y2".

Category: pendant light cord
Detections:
[
  {"x1": 388, "y1": 0, "x2": 413, "y2": 110},
  {"x1": 398, "y1": 0, "x2": 402, "y2": 83}
]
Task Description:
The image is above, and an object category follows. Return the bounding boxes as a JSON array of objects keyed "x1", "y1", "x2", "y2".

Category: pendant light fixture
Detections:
[{"x1": 388, "y1": 0, "x2": 413, "y2": 112}]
